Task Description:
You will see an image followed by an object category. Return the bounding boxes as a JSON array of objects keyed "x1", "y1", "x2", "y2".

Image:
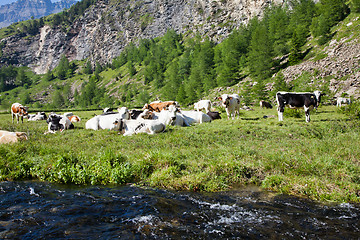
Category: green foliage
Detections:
[
  {"x1": 348, "y1": 0, "x2": 360, "y2": 13},
  {"x1": 247, "y1": 18, "x2": 274, "y2": 80},
  {"x1": 311, "y1": 0, "x2": 350, "y2": 45}
]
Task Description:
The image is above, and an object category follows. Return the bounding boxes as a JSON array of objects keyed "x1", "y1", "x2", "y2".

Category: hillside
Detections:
[
  {"x1": 0, "y1": 0, "x2": 77, "y2": 28},
  {"x1": 0, "y1": 0, "x2": 359, "y2": 110},
  {"x1": 0, "y1": 0, "x2": 283, "y2": 74}
]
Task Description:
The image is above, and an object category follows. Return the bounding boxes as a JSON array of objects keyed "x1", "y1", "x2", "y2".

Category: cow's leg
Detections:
[
  {"x1": 304, "y1": 106, "x2": 310, "y2": 122},
  {"x1": 277, "y1": 106, "x2": 284, "y2": 121},
  {"x1": 225, "y1": 108, "x2": 230, "y2": 120},
  {"x1": 11, "y1": 113, "x2": 14, "y2": 123}
]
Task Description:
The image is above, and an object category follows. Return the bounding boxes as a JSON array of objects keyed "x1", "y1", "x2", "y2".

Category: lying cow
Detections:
[
  {"x1": 259, "y1": 100, "x2": 273, "y2": 109},
  {"x1": 178, "y1": 110, "x2": 212, "y2": 125},
  {"x1": 130, "y1": 109, "x2": 154, "y2": 120},
  {"x1": 114, "y1": 106, "x2": 181, "y2": 136},
  {"x1": 276, "y1": 91, "x2": 322, "y2": 122},
  {"x1": 0, "y1": 130, "x2": 28, "y2": 144},
  {"x1": 45, "y1": 113, "x2": 74, "y2": 133},
  {"x1": 152, "y1": 105, "x2": 189, "y2": 127},
  {"x1": 114, "y1": 119, "x2": 166, "y2": 136},
  {"x1": 207, "y1": 111, "x2": 221, "y2": 120},
  {"x1": 218, "y1": 94, "x2": 240, "y2": 119},
  {"x1": 336, "y1": 97, "x2": 351, "y2": 107},
  {"x1": 86, "y1": 107, "x2": 130, "y2": 130},
  {"x1": 68, "y1": 115, "x2": 81, "y2": 123},
  {"x1": 194, "y1": 100, "x2": 212, "y2": 112},
  {"x1": 28, "y1": 112, "x2": 47, "y2": 121},
  {"x1": 11, "y1": 103, "x2": 28, "y2": 123},
  {"x1": 142, "y1": 101, "x2": 178, "y2": 112}
]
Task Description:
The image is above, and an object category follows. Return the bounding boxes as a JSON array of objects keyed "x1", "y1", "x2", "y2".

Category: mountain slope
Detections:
[{"x1": 0, "y1": 0, "x2": 284, "y2": 74}]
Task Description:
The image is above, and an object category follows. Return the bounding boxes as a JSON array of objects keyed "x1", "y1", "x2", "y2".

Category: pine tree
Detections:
[{"x1": 247, "y1": 19, "x2": 274, "y2": 80}]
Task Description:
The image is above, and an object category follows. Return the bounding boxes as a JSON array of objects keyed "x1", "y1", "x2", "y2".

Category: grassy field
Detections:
[{"x1": 0, "y1": 105, "x2": 359, "y2": 203}]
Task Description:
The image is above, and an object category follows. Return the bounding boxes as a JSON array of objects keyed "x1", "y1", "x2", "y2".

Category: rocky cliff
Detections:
[
  {"x1": 0, "y1": 0, "x2": 77, "y2": 28},
  {"x1": 0, "y1": 0, "x2": 285, "y2": 74}
]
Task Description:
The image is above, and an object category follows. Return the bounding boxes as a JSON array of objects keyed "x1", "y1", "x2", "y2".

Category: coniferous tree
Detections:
[
  {"x1": 56, "y1": 55, "x2": 70, "y2": 80},
  {"x1": 247, "y1": 19, "x2": 274, "y2": 80}
]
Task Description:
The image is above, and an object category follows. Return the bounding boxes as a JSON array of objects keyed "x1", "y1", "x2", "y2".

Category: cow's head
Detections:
[
  {"x1": 219, "y1": 94, "x2": 232, "y2": 107},
  {"x1": 113, "y1": 118, "x2": 125, "y2": 134}
]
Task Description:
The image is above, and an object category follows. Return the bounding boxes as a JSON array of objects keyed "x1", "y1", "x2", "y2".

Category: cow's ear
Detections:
[
  {"x1": 229, "y1": 97, "x2": 233, "y2": 99},
  {"x1": 218, "y1": 97, "x2": 222, "y2": 100}
]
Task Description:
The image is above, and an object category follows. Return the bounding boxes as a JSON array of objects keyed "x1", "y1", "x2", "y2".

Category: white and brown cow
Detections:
[
  {"x1": 142, "y1": 101, "x2": 178, "y2": 112},
  {"x1": 218, "y1": 94, "x2": 241, "y2": 119},
  {"x1": 276, "y1": 91, "x2": 322, "y2": 122},
  {"x1": 11, "y1": 103, "x2": 28, "y2": 123},
  {"x1": 0, "y1": 130, "x2": 28, "y2": 144}
]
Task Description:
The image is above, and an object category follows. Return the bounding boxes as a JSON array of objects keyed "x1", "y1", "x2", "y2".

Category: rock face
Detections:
[
  {"x1": 0, "y1": 0, "x2": 77, "y2": 28},
  {"x1": 279, "y1": 36, "x2": 360, "y2": 99},
  {"x1": 0, "y1": 0, "x2": 285, "y2": 74}
]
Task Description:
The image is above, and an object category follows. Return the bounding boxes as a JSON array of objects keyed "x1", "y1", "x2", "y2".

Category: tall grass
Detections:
[{"x1": 0, "y1": 106, "x2": 359, "y2": 203}]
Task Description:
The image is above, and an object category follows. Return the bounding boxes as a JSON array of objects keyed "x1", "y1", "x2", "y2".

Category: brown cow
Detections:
[
  {"x1": 11, "y1": 103, "x2": 28, "y2": 123},
  {"x1": 142, "y1": 101, "x2": 178, "y2": 112},
  {"x1": 0, "y1": 130, "x2": 28, "y2": 144}
]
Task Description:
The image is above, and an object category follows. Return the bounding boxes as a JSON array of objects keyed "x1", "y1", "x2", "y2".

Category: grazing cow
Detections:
[
  {"x1": 336, "y1": 97, "x2": 351, "y2": 107},
  {"x1": 86, "y1": 107, "x2": 130, "y2": 130},
  {"x1": 194, "y1": 100, "x2": 212, "y2": 112},
  {"x1": 218, "y1": 94, "x2": 241, "y2": 119},
  {"x1": 0, "y1": 130, "x2": 28, "y2": 144},
  {"x1": 259, "y1": 100, "x2": 273, "y2": 109},
  {"x1": 46, "y1": 113, "x2": 74, "y2": 133},
  {"x1": 11, "y1": 103, "x2": 28, "y2": 123},
  {"x1": 207, "y1": 111, "x2": 221, "y2": 120},
  {"x1": 276, "y1": 91, "x2": 323, "y2": 122},
  {"x1": 28, "y1": 112, "x2": 47, "y2": 121},
  {"x1": 142, "y1": 101, "x2": 178, "y2": 112}
]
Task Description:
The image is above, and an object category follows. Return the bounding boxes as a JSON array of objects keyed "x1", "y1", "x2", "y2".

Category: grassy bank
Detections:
[{"x1": 0, "y1": 105, "x2": 359, "y2": 203}]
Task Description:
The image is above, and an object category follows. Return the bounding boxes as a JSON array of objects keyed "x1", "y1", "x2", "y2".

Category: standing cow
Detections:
[
  {"x1": 276, "y1": 91, "x2": 322, "y2": 122},
  {"x1": 194, "y1": 100, "x2": 212, "y2": 112},
  {"x1": 11, "y1": 103, "x2": 28, "y2": 123},
  {"x1": 218, "y1": 94, "x2": 241, "y2": 119},
  {"x1": 336, "y1": 97, "x2": 351, "y2": 107}
]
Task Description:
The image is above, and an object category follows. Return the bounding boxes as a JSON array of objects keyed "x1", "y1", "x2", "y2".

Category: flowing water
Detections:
[{"x1": 0, "y1": 181, "x2": 359, "y2": 239}]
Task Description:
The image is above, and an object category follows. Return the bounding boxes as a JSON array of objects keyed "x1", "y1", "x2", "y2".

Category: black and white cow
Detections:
[{"x1": 276, "y1": 91, "x2": 322, "y2": 122}]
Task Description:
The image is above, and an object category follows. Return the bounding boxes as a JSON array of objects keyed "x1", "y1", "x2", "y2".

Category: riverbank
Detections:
[{"x1": 0, "y1": 105, "x2": 359, "y2": 203}]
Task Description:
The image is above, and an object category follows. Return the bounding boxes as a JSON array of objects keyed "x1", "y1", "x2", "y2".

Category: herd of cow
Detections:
[{"x1": 2, "y1": 90, "x2": 353, "y2": 143}]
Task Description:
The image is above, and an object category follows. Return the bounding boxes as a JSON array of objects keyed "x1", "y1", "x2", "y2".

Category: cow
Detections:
[
  {"x1": 178, "y1": 110, "x2": 212, "y2": 125},
  {"x1": 86, "y1": 107, "x2": 130, "y2": 130},
  {"x1": 45, "y1": 113, "x2": 74, "y2": 133},
  {"x1": 28, "y1": 112, "x2": 47, "y2": 121},
  {"x1": 336, "y1": 97, "x2": 351, "y2": 107},
  {"x1": 194, "y1": 100, "x2": 212, "y2": 112},
  {"x1": 114, "y1": 106, "x2": 182, "y2": 136},
  {"x1": 0, "y1": 130, "x2": 28, "y2": 144},
  {"x1": 68, "y1": 115, "x2": 81, "y2": 123},
  {"x1": 259, "y1": 100, "x2": 273, "y2": 109},
  {"x1": 207, "y1": 111, "x2": 221, "y2": 120},
  {"x1": 218, "y1": 94, "x2": 241, "y2": 119},
  {"x1": 276, "y1": 91, "x2": 323, "y2": 122},
  {"x1": 142, "y1": 101, "x2": 178, "y2": 112},
  {"x1": 114, "y1": 119, "x2": 166, "y2": 136},
  {"x1": 11, "y1": 103, "x2": 28, "y2": 123}
]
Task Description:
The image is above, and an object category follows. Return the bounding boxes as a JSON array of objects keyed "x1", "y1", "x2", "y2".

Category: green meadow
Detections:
[{"x1": 0, "y1": 105, "x2": 359, "y2": 203}]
